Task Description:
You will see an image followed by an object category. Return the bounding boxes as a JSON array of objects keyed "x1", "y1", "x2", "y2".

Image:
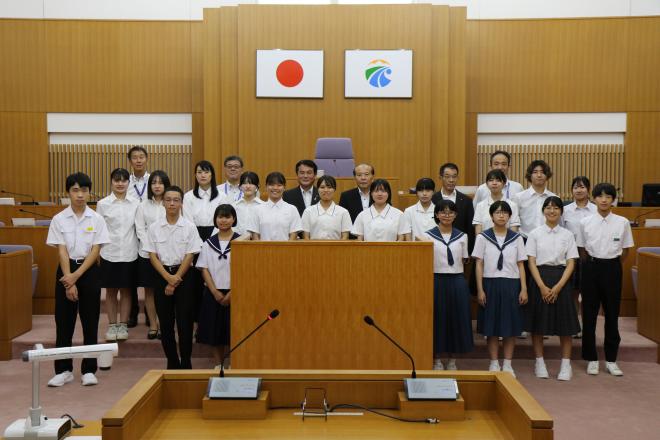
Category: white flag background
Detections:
[
  {"x1": 344, "y1": 50, "x2": 413, "y2": 98},
  {"x1": 256, "y1": 50, "x2": 324, "y2": 98}
]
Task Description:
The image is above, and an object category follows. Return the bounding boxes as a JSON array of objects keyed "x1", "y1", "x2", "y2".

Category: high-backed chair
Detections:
[
  {"x1": 0, "y1": 221, "x2": 4, "y2": 227},
  {"x1": 0, "y1": 245, "x2": 38, "y2": 296},
  {"x1": 314, "y1": 138, "x2": 355, "y2": 177},
  {"x1": 631, "y1": 247, "x2": 660, "y2": 297}
]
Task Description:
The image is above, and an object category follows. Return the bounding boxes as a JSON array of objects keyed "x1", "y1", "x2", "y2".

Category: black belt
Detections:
[
  {"x1": 69, "y1": 258, "x2": 85, "y2": 265},
  {"x1": 163, "y1": 264, "x2": 181, "y2": 273},
  {"x1": 587, "y1": 256, "x2": 620, "y2": 263}
]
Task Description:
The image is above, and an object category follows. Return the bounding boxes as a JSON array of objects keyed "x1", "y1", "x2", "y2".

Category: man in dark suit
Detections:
[
  {"x1": 339, "y1": 163, "x2": 375, "y2": 222},
  {"x1": 431, "y1": 162, "x2": 475, "y2": 251},
  {"x1": 283, "y1": 159, "x2": 320, "y2": 216}
]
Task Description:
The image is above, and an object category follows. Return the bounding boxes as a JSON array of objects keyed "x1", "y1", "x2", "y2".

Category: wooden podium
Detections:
[
  {"x1": 230, "y1": 241, "x2": 434, "y2": 370},
  {"x1": 0, "y1": 248, "x2": 32, "y2": 360},
  {"x1": 101, "y1": 369, "x2": 553, "y2": 439}
]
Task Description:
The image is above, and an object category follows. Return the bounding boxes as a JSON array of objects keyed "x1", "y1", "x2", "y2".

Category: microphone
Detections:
[
  {"x1": 0, "y1": 189, "x2": 36, "y2": 205},
  {"x1": 220, "y1": 309, "x2": 280, "y2": 377},
  {"x1": 363, "y1": 315, "x2": 416, "y2": 378},
  {"x1": 19, "y1": 209, "x2": 52, "y2": 220},
  {"x1": 631, "y1": 208, "x2": 660, "y2": 227}
]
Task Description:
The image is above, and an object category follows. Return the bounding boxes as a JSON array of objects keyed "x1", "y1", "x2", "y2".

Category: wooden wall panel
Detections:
[
  {"x1": 45, "y1": 20, "x2": 193, "y2": 112},
  {"x1": 448, "y1": 7, "x2": 467, "y2": 175},
  {"x1": 203, "y1": 8, "x2": 222, "y2": 167},
  {"x1": 0, "y1": 20, "x2": 46, "y2": 112},
  {"x1": 627, "y1": 17, "x2": 660, "y2": 111},
  {"x1": 469, "y1": 18, "x2": 628, "y2": 113},
  {"x1": 191, "y1": 22, "x2": 205, "y2": 113},
  {"x1": 0, "y1": 112, "x2": 48, "y2": 201},
  {"x1": 236, "y1": 5, "x2": 434, "y2": 189},
  {"x1": 625, "y1": 112, "x2": 660, "y2": 201},
  {"x1": 430, "y1": 7, "x2": 450, "y2": 180},
  {"x1": 219, "y1": 7, "x2": 239, "y2": 164}
]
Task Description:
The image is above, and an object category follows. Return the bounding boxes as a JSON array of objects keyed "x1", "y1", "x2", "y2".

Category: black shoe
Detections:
[
  {"x1": 147, "y1": 329, "x2": 158, "y2": 340},
  {"x1": 127, "y1": 316, "x2": 138, "y2": 328}
]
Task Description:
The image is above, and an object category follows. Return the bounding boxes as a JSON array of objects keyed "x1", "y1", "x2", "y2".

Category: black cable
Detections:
[
  {"x1": 60, "y1": 414, "x2": 84, "y2": 429},
  {"x1": 328, "y1": 403, "x2": 438, "y2": 424}
]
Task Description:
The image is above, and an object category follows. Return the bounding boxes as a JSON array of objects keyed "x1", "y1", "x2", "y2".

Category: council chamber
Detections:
[{"x1": 1, "y1": 1, "x2": 660, "y2": 439}]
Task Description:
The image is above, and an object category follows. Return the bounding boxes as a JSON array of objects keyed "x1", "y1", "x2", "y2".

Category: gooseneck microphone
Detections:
[
  {"x1": 0, "y1": 189, "x2": 36, "y2": 205},
  {"x1": 220, "y1": 309, "x2": 280, "y2": 378},
  {"x1": 18, "y1": 209, "x2": 52, "y2": 219},
  {"x1": 631, "y1": 208, "x2": 660, "y2": 227},
  {"x1": 363, "y1": 315, "x2": 416, "y2": 378}
]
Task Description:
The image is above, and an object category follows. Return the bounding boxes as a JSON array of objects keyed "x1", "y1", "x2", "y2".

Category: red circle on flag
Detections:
[{"x1": 276, "y1": 59, "x2": 304, "y2": 87}]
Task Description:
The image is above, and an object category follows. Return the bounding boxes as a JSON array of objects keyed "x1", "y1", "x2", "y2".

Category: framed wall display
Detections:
[
  {"x1": 256, "y1": 50, "x2": 324, "y2": 98},
  {"x1": 345, "y1": 50, "x2": 413, "y2": 98}
]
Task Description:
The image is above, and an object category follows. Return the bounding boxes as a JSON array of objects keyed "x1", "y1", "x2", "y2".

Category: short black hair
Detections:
[
  {"x1": 439, "y1": 163, "x2": 459, "y2": 176},
  {"x1": 110, "y1": 167, "x2": 130, "y2": 182},
  {"x1": 490, "y1": 150, "x2": 511, "y2": 165},
  {"x1": 266, "y1": 171, "x2": 286, "y2": 186},
  {"x1": 415, "y1": 177, "x2": 435, "y2": 192},
  {"x1": 433, "y1": 199, "x2": 457, "y2": 224},
  {"x1": 542, "y1": 196, "x2": 564, "y2": 214},
  {"x1": 295, "y1": 159, "x2": 318, "y2": 175},
  {"x1": 214, "y1": 204, "x2": 238, "y2": 227},
  {"x1": 317, "y1": 175, "x2": 337, "y2": 189},
  {"x1": 239, "y1": 171, "x2": 260, "y2": 188},
  {"x1": 224, "y1": 155, "x2": 244, "y2": 167},
  {"x1": 65, "y1": 172, "x2": 92, "y2": 192},
  {"x1": 592, "y1": 182, "x2": 617, "y2": 200},
  {"x1": 193, "y1": 160, "x2": 219, "y2": 200},
  {"x1": 353, "y1": 163, "x2": 375, "y2": 176},
  {"x1": 164, "y1": 186, "x2": 184, "y2": 199},
  {"x1": 489, "y1": 200, "x2": 513, "y2": 217},
  {"x1": 486, "y1": 169, "x2": 507, "y2": 183},
  {"x1": 571, "y1": 176, "x2": 591, "y2": 191},
  {"x1": 525, "y1": 160, "x2": 553, "y2": 182},
  {"x1": 369, "y1": 178, "x2": 392, "y2": 205},
  {"x1": 147, "y1": 170, "x2": 171, "y2": 200},
  {"x1": 127, "y1": 145, "x2": 148, "y2": 160}
]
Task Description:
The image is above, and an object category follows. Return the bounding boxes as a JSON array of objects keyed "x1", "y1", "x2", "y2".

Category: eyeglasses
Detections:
[{"x1": 438, "y1": 211, "x2": 456, "y2": 217}]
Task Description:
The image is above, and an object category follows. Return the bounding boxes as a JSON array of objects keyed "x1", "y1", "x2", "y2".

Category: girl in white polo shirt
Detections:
[
  {"x1": 401, "y1": 177, "x2": 436, "y2": 241},
  {"x1": 525, "y1": 196, "x2": 580, "y2": 381},
  {"x1": 249, "y1": 172, "x2": 302, "y2": 241},
  {"x1": 144, "y1": 186, "x2": 202, "y2": 370},
  {"x1": 301, "y1": 175, "x2": 352, "y2": 240},
  {"x1": 135, "y1": 170, "x2": 170, "y2": 339},
  {"x1": 351, "y1": 179, "x2": 405, "y2": 242},
  {"x1": 97, "y1": 168, "x2": 139, "y2": 342},
  {"x1": 472, "y1": 200, "x2": 528, "y2": 378},
  {"x1": 232, "y1": 171, "x2": 264, "y2": 236}
]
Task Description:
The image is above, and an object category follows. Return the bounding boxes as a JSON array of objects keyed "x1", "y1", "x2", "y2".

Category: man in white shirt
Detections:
[
  {"x1": 512, "y1": 160, "x2": 556, "y2": 238},
  {"x1": 576, "y1": 183, "x2": 634, "y2": 377},
  {"x1": 339, "y1": 163, "x2": 375, "y2": 223},
  {"x1": 217, "y1": 155, "x2": 244, "y2": 202},
  {"x1": 473, "y1": 150, "x2": 524, "y2": 209}
]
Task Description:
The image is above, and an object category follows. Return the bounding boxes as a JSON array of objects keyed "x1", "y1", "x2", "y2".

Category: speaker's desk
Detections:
[{"x1": 101, "y1": 370, "x2": 553, "y2": 440}]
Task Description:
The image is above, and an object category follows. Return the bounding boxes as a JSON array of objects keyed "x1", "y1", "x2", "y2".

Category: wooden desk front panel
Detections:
[
  {"x1": 0, "y1": 249, "x2": 32, "y2": 359},
  {"x1": 621, "y1": 228, "x2": 660, "y2": 316},
  {"x1": 636, "y1": 252, "x2": 660, "y2": 345},
  {"x1": 231, "y1": 242, "x2": 433, "y2": 370},
  {"x1": 0, "y1": 205, "x2": 66, "y2": 226},
  {"x1": 0, "y1": 227, "x2": 57, "y2": 314}
]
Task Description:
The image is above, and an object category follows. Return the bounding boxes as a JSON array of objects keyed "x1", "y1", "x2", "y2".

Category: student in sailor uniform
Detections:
[
  {"x1": 135, "y1": 170, "x2": 171, "y2": 339},
  {"x1": 46, "y1": 172, "x2": 110, "y2": 387},
  {"x1": 249, "y1": 172, "x2": 302, "y2": 241},
  {"x1": 401, "y1": 178, "x2": 436, "y2": 241},
  {"x1": 525, "y1": 196, "x2": 580, "y2": 381},
  {"x1": 562, "y1": 176, "x2": 597, "y2": 338},
  {"x1": 196, "y1": 204, "x2": 249, "y2": 366},
  {"x1": 144, "y1": 186, "x2": 202, "y2": 370},
  {"x1": 576, "y1": 183, "x2": 634, "y2": 377},
  {"x1": 419, "y1": 199, "x2": 474, "y2": 371},
  {"x1": 96, "y1": 168, "x2": 139, "y2": 343},
  {"x1": 351, "y1": 179, "x2": 406, "y2": 242},
  {"x1": 301, "y1": 175, "x2": 352, "y2": 240},
  {"x1": 472, "y1": 200, "x2": 528, "y2": 378}
]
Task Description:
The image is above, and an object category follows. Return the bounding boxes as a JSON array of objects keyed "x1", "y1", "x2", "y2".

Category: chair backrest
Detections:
[
  {"x1": 0, "y1": 244, "x2": 34, "y2": 263},
  {"x1": 0, "y1": 220, "x2": 4, "y2": 227},
  {"x1": 35, "y1": 219, "x2": 51, "y2": 227},
  {"x1": 314, "y1": 138, "x2": 355, "y2": 177}
]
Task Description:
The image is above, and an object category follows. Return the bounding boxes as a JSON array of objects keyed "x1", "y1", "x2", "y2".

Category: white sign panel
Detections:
[
  {"x1": 256, "y1": 50, "x2": 324, "y2": 98},
  {"x1": 344, "y1": 50, "x2": 413, "y2": 98}
]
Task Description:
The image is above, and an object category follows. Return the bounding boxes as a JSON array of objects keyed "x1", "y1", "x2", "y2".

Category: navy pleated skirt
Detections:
[
  {"x1": 196, "y1": 287, "x2": 230, "y2": 347},
  {"x1": 477, "y1": 277, "x2": 523, "y2": 337},
  {"x1": 525, "y1": 265, "x2": 581, "y2": 336},
  {"x1": 136, "y1": 256, "x2": 157, "y2": 288},
  {"x1": 99, "y1": 258, "x2": 136, "y2": 288},
  {"x1": 434, "y1": 273, "x2": 474, "y2": 354}
]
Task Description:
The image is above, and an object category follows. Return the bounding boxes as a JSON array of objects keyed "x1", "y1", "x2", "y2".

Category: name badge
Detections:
[
  {"x1": 86, "y1": 226, "x2": 94, "y2": 232},
  {"x1": 613, "y1": 237, "x2": 620, "y2": 242}
]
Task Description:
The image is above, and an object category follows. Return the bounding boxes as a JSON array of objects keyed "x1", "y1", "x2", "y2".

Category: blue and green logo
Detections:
[{"x1": 365, "y1": 59, "x2": 392, "y2": 88}]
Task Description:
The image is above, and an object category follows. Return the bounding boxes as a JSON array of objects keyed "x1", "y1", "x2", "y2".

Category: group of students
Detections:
[{"x1": 44, "y1": 147, "x2": 633, "y2": 387}]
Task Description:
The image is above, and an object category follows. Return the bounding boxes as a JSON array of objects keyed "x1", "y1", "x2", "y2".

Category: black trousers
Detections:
[
  {"x1": 154, "y1": 266, "x2": 195, "y2": 369},
  {"x1": 54, "y1": 261, "x2": 101, "y2": 374},
  {"x1": 581, "y1": 257, "x2": 622, "y2": 362}
]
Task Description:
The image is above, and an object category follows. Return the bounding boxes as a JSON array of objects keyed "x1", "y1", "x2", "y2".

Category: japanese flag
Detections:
[{"x1": 256, "y1": 50, "x2": 324, "y2": 98}]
